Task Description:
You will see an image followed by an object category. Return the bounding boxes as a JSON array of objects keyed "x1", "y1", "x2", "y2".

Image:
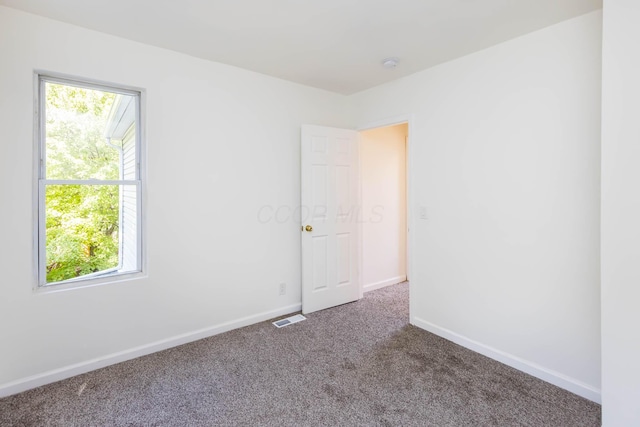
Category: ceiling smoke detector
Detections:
[{"x1": 382, "y1": 57, "x2": 399, "y2": 69}]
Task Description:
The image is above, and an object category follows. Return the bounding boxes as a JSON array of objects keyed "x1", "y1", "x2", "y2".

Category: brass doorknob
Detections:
[{"x1": 305, "y1": 225, "x2": 313, "y2": 232}]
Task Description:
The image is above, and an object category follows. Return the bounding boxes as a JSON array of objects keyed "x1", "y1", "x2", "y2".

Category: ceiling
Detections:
[{"x1": 0, "y1": 0, "x2": 602, "y2": 94}]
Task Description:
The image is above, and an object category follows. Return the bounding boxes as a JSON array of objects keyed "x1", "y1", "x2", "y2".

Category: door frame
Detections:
[{"x1": 356, "y1": 114, "x2": 415, "y2": 321}]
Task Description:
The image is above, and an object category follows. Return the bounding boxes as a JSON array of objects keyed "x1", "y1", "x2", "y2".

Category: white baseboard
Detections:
[
  {"x1": 0, "y1": 303, "x2": 302, "y2": 399},
  {"x1": 364, "y1": 275, "x2": 407, "y2": 293},
  {"x1": 411, "y1": 316, "x2": 601, "y2": 404}
]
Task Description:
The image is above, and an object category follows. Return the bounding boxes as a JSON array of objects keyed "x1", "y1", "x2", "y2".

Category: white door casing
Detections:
[{"x1": 301, "y1": 125, "x2": 360, "y2": 314}]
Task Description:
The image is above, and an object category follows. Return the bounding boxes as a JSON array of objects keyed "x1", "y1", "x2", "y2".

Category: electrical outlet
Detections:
[{"x1": 279, "y1": 283, "x2": 286, "y2": 296}]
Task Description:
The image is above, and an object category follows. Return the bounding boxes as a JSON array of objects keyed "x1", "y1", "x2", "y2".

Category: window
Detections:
[{"x1": 36, "y1": 75, "x2": 143, "y2": 287}]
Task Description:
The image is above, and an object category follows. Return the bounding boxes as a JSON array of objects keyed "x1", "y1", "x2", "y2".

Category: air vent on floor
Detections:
[{"x1": 273, "y1": 314, "x2": 306, "y2": 328}]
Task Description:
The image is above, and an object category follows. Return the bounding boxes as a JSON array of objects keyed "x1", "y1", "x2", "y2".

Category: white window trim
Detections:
[{"x1": 33, "y1": 72, "x2": 147, "y2": 292}]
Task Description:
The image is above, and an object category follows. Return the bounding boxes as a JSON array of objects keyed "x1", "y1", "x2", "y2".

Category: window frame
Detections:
[{"x1": 34, "y1": 72, "x2": 146, "y2": 291}]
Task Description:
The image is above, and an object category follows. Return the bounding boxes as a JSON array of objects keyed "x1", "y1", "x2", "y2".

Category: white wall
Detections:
[
  {"x1": 0, "y1": 6, "x2": 348, "y2": 395},
  {"x1": 349, "y1": 11, "x2": 602, "y2": 401},
  {"x1": 601, "y1": 0, "x2": 640, "y2": 425},
  {"x1": 360, "y1": 124, "x2": 407, "y2": 291}
]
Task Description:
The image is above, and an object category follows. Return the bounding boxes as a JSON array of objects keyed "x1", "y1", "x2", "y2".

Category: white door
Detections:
[{"x1": 301, "y1": 125, "x2": 360, "y2": 314}]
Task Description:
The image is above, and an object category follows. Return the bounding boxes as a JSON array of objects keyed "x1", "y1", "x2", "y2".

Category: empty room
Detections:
[{"x1": 0, "y1": 0, "x2": 638, "y2": 426}]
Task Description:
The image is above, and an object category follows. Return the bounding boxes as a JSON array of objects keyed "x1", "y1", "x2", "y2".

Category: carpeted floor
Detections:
[{"x1": 0, "y1": 282, "x2": 600, "y2": 426}]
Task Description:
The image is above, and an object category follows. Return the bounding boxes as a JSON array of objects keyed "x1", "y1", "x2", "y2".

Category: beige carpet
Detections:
[{"x1": 0, "y1": 282, "x2": 600, "y2": 426}]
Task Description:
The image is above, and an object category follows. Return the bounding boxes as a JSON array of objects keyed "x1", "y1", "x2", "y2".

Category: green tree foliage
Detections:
[{"x1": 45, "y1": 83, "x2": 121, "y2": 283}]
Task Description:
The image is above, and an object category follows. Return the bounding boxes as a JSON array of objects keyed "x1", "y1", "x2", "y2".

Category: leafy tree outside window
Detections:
[{"x1": 38, "y1": 76, "x2": 142, "y2": 286}]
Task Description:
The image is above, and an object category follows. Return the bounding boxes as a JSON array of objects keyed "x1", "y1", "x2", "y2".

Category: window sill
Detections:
[{"x1": 34, "y1": 270, "x2": 147, "y2": 294}]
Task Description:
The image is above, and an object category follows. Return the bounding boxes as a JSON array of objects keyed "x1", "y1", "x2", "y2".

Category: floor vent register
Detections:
[{"x1": 273, "y1": 314, "x2": 306, "y2": 328}]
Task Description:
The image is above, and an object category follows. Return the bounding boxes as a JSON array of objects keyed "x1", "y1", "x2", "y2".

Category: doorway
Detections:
[
  {"x1": 300, "y1": 117, "x2": 413, "y2": 315},
  {"x1": 359, "y1": 123, "x2": 409, "y2": 294}
]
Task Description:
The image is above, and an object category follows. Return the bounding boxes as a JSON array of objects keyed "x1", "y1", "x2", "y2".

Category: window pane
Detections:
[
  {"x1": 39, "y1": 76, "x2": 142, "y2": 288},
  {"x1": 120, "y1": 184, "x2": 139, "y2": 274},
  {"x1": 45, "y1": 184, "x2": 122, "y2": 283},
  {"x1": 44, "y1": 82, "x2": 136, "y2": 180}
]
